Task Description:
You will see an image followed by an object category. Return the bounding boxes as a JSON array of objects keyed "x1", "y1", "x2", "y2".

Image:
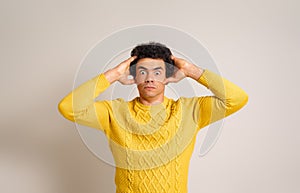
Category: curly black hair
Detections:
[{"x1": 130, "y1": 42, "x2": 174, "y2": 78}]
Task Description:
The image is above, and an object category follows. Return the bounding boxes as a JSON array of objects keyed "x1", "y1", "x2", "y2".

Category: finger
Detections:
[
  {"x1": 122, "y1": 56, "x2": 136, "y2": 65},
  {"x1": 128, "y1": 56, "x2": 137, "y2": 62},
  {"x1": 163, "y1": 79, "x2": 169, "y2": 85},
  {"x1": 162, "y1": 77, "x2": 169, "y2": 85},
  {"x1": 163, "y1": 77, "x2": 175, "y2": 85},
  {"x1": 123, "y1": 79, "x2": 136, "y2": 85}
]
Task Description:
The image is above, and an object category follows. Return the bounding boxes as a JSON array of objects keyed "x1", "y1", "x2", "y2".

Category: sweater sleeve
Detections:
[
  {"x1": 194, "y1": 70, "x2": 248, "y2": 130},
  {"x1": 57, "y1": 74, "x2": 111, "y2": 131}
]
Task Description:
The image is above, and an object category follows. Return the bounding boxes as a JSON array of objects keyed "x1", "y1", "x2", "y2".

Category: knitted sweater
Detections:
[{"x1": 58, "y1": 70, "x2": 248, "y2": 193}]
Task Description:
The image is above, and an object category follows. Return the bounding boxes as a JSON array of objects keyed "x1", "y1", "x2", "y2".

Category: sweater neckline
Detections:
[{"x1": 134, "y1": 96, "x2": 169, "y2": 111}]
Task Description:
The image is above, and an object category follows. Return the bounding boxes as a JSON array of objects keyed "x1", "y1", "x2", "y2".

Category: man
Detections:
[{"x1": 58, "y1": 42, "x2": 248, "y2": 193}]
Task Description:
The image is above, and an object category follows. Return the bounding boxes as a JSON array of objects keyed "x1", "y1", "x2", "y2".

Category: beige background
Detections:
[{"x1": 1, "y1": 0, "x2": 299, "y2": 193}]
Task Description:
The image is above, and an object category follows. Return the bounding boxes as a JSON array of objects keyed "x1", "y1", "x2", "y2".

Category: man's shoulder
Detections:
[
  {"x1": 109, "y1": 97, "x2": 138, "y2": 104},
  {"x1": 177, "y1": 96, "x2": 202, "y2": 106}
]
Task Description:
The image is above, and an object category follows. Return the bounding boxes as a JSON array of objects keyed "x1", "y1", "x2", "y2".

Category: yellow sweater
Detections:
[{"x1": 58, "y1": 70, "x2": 248, "y2": 193}]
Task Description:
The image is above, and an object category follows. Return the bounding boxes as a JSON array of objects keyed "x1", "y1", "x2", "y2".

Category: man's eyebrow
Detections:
[
  {"x1": 137, "y1": 66, "x2": 163, "y2": 71},
  {"x1": 153, "y1": 67, "x2": 163, "y2": 71},
  {"x1": 137, "y1": 66, "x2": 147, "y2": 70}
]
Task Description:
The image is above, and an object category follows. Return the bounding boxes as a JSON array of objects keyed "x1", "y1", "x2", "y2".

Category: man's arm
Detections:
[
  {"x1": 195, "y1": 70, "x2": 248, "y2": 129},
  {"x1": 104, "y1": 56, "x2": 137, "y2": 85},
  {"x1": 57, "y1": 56, "x2": 136, "y2": 130},
  {"x1": 166, "y1": 56, "x2": 248, "y2": 130}
]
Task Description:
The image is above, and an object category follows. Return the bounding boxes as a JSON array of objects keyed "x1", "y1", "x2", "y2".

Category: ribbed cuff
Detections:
[
  {"x1": 95, "y1": 74, "x2": 111, "y2": 94},
  {"x1": 197, "y1": 69, "x2": 210, "y2": 88}
]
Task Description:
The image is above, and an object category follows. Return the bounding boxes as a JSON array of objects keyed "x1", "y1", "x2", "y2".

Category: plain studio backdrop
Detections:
[{"x1": 0, "y1": 0, "x2": 299, "y2": 193}]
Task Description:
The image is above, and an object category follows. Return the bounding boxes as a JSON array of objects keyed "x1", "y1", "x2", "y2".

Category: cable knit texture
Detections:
[{"x1": 58, "y1": 70, "x2": 248, "y2": 193}]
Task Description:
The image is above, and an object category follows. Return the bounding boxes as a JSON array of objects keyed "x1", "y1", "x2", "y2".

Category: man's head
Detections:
[
  {"x1": 129, "y1": 42, "x2": 174, "y2": 102},
  {"x1": 130, "y1": 42, "x2": 174, "y2": 78}
]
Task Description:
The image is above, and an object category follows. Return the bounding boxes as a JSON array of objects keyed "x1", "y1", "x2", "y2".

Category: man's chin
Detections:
[{"x1": 141, "y1": 94, "x2": 156, "y2": 98}]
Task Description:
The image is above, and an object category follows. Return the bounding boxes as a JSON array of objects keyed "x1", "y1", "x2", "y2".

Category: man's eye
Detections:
[
  {"x1": 139, "y1": 71, "x2": 146, "y2": 75},
  {"x1": 155, "y1": 71, "x2": 161, "y2": 75}
]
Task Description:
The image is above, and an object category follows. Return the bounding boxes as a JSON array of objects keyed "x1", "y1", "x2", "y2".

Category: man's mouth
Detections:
[{"x1": 144, "y1": 85, "x2": 156, "y2": 89}]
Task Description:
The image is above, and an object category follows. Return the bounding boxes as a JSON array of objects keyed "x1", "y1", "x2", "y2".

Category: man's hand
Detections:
[
  {"x1": 104, "y1": 56, "x2": 137, "y2": 84},
  {"x1": 164, "y1": 55, "x2": 204, "y2": 84}
]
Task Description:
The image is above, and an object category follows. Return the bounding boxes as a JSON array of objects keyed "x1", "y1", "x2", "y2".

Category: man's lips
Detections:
[{"x1": 144, "y1": 85, "x2": 156, "y2": 89}]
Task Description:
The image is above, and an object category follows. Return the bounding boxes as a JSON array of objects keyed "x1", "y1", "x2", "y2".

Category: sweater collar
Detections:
[{"x1": 134, "y1": 96, "x2": 169, "y2": 111}]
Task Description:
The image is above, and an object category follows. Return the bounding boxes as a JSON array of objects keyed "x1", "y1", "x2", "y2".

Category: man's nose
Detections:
[
  {"x1": 145, "y1": 80, "x2": 154, "y2": 83},
  {"x1": 145, "y1": 73, "x2": 154, "y2": 83}
]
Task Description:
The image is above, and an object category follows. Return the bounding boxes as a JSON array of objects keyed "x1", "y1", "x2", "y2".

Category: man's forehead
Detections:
[{"x1": 136, "y1": 58, "x2": 165, "y2": 69}]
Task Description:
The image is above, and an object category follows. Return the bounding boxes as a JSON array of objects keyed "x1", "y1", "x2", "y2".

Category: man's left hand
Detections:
[{"x1": 163, "y1": 55, "x2": 204, "y2": 84}]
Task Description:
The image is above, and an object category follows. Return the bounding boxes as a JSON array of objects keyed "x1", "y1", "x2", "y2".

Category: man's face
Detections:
[{"x1": 135, "y1": 58, "x2": 166, "y2": 99}]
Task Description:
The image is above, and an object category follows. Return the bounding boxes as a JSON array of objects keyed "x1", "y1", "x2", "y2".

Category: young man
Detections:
[{"x1": 58, "y1": 42, "x2": 248, "y2": 193}]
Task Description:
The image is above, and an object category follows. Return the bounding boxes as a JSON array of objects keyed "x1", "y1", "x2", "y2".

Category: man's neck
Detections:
[{"x1": 139, "y1": 95, "x2": 164, "y2": 106}]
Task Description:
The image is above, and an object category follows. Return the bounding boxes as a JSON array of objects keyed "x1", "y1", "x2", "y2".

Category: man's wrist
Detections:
[
  {"x1": 185, "y1": 64, "x2": 204, "y2": 80},
  {"x1": 104, "y1": 68, "x2": 120, "y2": 84}
]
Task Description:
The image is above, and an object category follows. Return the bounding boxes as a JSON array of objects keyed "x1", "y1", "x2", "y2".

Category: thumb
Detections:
[
  {"x1": 125, "y1": 76, "x2": 136, "y2": 85},
  {"x1": 163, "y1": 77, "x2": 175, "y2": 85}
]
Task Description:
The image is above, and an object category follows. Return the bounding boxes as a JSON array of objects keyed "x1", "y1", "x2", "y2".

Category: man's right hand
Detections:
[{"x1": 104, "y1": 56, "x2": 137, "y2": 84}]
